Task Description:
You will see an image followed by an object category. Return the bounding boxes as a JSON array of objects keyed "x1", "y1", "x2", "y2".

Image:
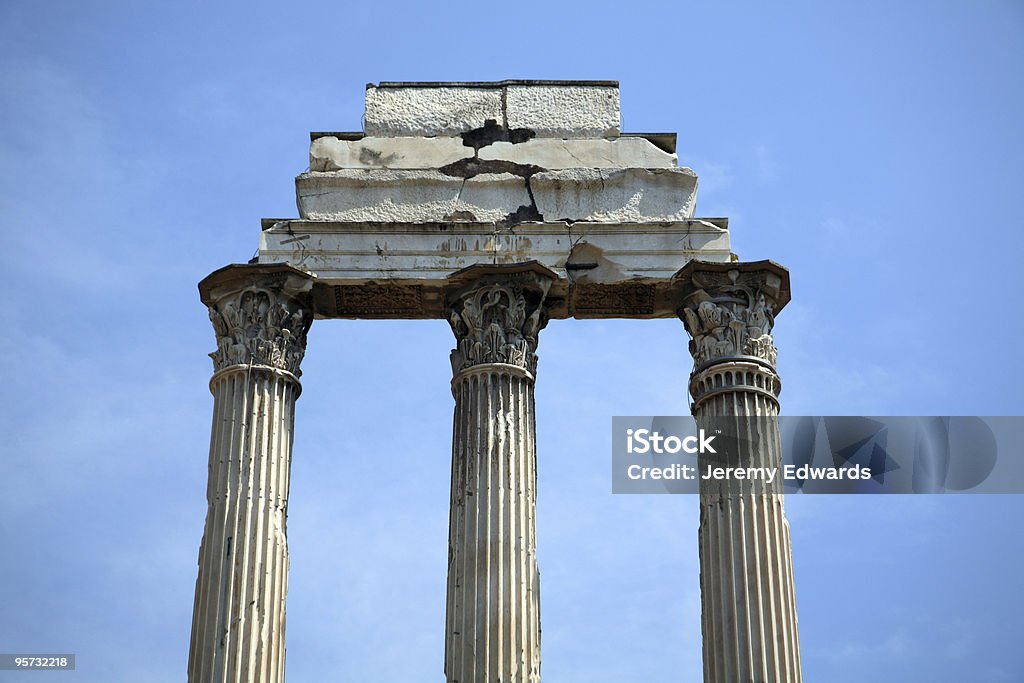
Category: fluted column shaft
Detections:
[
  {"x1": 679, "y1": 264, "x2": 802, "y2": 683},
  {"x1": 189, "y1": 267, "x2": 314, "y2": 683},
  {"x1": 444, "y1": 269, "x2": 552, "y2": 683}
]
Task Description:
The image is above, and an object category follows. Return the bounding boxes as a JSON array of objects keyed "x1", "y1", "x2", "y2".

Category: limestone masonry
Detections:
[
  {"x1": 260, "y1": 80, "x2": 730, "y2": 319},
  {"x1": 189, "y1": 80, "x2": 802, "y2": 683}
]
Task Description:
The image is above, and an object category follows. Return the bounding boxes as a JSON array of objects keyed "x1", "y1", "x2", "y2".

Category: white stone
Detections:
[
  {"x1": 363, "y1": 82, "x2": 620, "y2": 138},
  {"x1": 189, "y1": 276, "x2": 311, "y2": 683},
  {"x1": 364, "y1": 85, "x2": 503, "y2": 137},
  {"x1": 506, "y1": 84, "x2": 619, "y2": 137},
  {"x1": 698, "y1": 493, "x2": 802, "y2": 682},
  {"x1": 682, "y1": 280, "x2": 803, "y2": 683},
  {"x1": 295, "y1": 170, "x2": 531, "y2": 223},
  {"x1": 532, "y1": 168, "x2": 698, "y2": 222},
  {"x1": 310, "y1": 136, "x2": 472, "y2": 170},
  {"x1": 296, "y1": 166, "x2": 699, "y2": 224},
  {"x1": 195, "y1": 79, "x2": 805, "y2": 683},
  {"x1": 446, "y1": 279, "x2": 547, "y2": 682},
  {"x1": 258, "y1": 219, "x2": 730, "y2": 283},
  {"x1": 479, "y1": 137, "x2": 676, "y2": 169}
]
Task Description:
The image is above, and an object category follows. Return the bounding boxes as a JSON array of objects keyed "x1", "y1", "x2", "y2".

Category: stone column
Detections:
[
  {"x1": 188, "y1": 265, "x2": 315, "y2": 683},
  {"x1": 677, "y1": 262, "x2": 803, "y2": 683},
  {"x1": 443, "y1": 266, "x2": 553, "y2": 683}
]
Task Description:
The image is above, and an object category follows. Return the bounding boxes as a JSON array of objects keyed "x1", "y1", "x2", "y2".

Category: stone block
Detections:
[
  {"x1": 259, "y1": 219, "x2": 731, "y2": 285},
  {"x1": 479, "y1": 137, "x2": 675, "y2": 169},
  {"x1": 532, "y1": 168, "x2": 698, "y2": 222},
  {"x1": 309, "y1": 136, "x2": 472, "y2": 170},
  {"x1": 363, "y1": 81, "x2": 620, "y2": 138},
  {"x1": 295, "y1": 170, "x2": 531, "y2": 222},
  {"x1": 310, "y1": 135, "x2": 675, "y2": 172},
  {"x1": 364, "y1": 85, "x2": 503, "y2": 137},
  {"x1": 505, "y1": 84, "x2": 619, "y2": 137}
]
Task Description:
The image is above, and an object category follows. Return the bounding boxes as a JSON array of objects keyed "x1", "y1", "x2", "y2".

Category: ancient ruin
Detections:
[{"x1": 188, "y1": 80, "x2": 801, "y2": 682}]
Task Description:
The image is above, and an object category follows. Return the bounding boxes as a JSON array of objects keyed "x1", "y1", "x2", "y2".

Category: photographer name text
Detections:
[{"x1": 625, "y1": 463, "x2": 872, "y2": 482}]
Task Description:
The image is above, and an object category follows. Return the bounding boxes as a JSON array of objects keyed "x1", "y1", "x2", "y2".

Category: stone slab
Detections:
[
  {"x1": 505, "y1": 84, "x2": 619, "y2": 138},
  {"x1": 364, "y1": 85, "x2": 503, "y2": 137},
  {"x1": 259, "y1": 219, "x2": 729, "y2": 281},
  {"x1": 478, "y1": 137, "x2": 676, "y2": 169},
  {"x1": 296, "y1": 167, "x2": 699, "y2": 223},
  {"x1": 363, "y1": 81, "x2": 620, "y2": 138},
  {"x1": 256, "y1": 219, "x2": 730, "y2": 319},
  {"x1": 309, "y1": 136, "x2": 470, "y2": 171},
  {"x1": 295, "y1": 170, "x2": 532, "y2": 223},
  {"x1": 309, "y1": 135, "x2": 677, "y2": 171},
  {"x1": 532, "y1": 168, "x2": 698, "y2": 222}
]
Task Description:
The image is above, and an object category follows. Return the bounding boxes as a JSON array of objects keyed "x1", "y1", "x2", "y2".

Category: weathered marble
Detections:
[
  {"x1": 364, "y1": 85, "x2": 503, "y2": 137},
  {"x1": 188, "y1": 265, "x2": 314, "y2": 683},
  {"x1": 194, "y1": 80, "x2": 799, "y2": 683},
  {"x1": 445, "y1": 266, "x2": 552, "y2": 683},
  {"x1": 505, "y1": 83, "x2": 619, "y2": 137},
  {"x1": 677, "y1": 261, "x2": 802, "y2": 683},
  {"x1": 310, "y1": 135, "x2": 471, "y2": 171},
  {"x1": 295, "y1": 170, "x2": 531, "y2": 223},
  {"x1": 478, "y1": 137, "x2": 676, "y2": 169},
  {"x1": 260, "y1": 218, "x2": 730, "y2": 290},
  {"x1": 363, "y1": 81, "x2": 619, "y2": 138},
  {"x1": 309, "y1": 135, "x2": 676, "y2": 171},
  {"x1": 295, "y1": 167, "x2": 697, "y2": 223},
  {"x1": 532, "y1": 167, "x2": 698, "y2": 222}
]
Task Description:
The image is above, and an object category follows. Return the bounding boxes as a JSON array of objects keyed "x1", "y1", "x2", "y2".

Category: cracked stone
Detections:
[
  {"x1": 364, "y1": 86, "x2": 503, "y2": 137},
  {"x1": 460, "y1": 119, "x2": 536, "y2": 152},
  {"x1": 310, "y1": 136, "x2": 471, "y2": 170},
  {"x1": 439, "y1": 158, "x2": 545, "y2": 180},
  {"x1": 532, "y1": 168, "x2": 698, "y2": 222},
  {"x1": 295, "y1": 170, "x2": 532, "y2": 222},
  {"x1": 479, "y1": 137, "x2": 676, "y2": 169}
]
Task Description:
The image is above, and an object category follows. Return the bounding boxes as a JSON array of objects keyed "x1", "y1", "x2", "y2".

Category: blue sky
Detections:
[{"x1": 1, "y1": 1, "x2": 1022, "y2": 681}]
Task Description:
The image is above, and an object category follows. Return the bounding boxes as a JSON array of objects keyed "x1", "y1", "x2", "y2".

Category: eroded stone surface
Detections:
[
  {"x1": 678, "y1": 263, "x2": 803, "y2": 683},
  {"x1": 445, "y1": 271, "x2": 548, "y2": 682},
  {"x1": 310, "y1": 135, "x2": 675, "y2": 172},
  {"x1": 364, "y1": 82, "x2": 620, "y2": 138},
  {"x1": 296, "y1": 165, "x2": 699, "y2": 223},
  {"x1": 195, "y1": 80, "x2": 796, "y2": 683},
  {"x1": 364, "y1": 85, "x2": 503, "y2": 137},
  {"x1": 190, "y1": 266, "x2": 315, "y2": 683},
  {"x1": 532, "y1": 168, "x2": 698, "y2": 222},
  {"x1": 310, "y1": 136, "x2": 471, "y2": 170},
  {"x1": 479, "y1": 137, "x2": 675, "y2": 169},
  {"x1": 506, "y1": 84, "x2": 619, "y2": 137},
  {"x1": 259, "y1": 219, "x2": 731, "y2": 286},
  {"x1": 295, "y1": 170, "x2": 531, "y2": 222}
]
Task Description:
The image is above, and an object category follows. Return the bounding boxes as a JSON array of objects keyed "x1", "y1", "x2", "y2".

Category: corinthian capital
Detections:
[
  {"x1": 200, "y1": 265, "x2": 315, "y2": 377},
  {"x1": 675, "y1": 261, "x2": 790, "y2": 370},
  {"x1": 446, "y1": 266, "x2": 554, "y2": 377}
]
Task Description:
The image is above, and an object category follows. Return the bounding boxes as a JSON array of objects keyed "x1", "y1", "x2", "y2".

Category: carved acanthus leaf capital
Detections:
[
  {"x1": 447, "y1": 272, "x2": 552, "y2": 376},
  {"x1": 205, "y1": 275, "x2": 314, "y2": 377},
  {"x1": 678, "y1": 268, "x2": 781, "y2": 369}
]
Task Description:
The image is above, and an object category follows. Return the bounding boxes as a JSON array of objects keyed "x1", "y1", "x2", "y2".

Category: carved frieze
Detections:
[
  {"x1": 447, "y1": 274, "x2": 551, "y2": 376},
  {"x1": 571, "y1": 282, "x2": 656, "y2": 316},
  {"x1": 334, "y1": 283, "x2": 424, "y2": 317},
  {"x1": 207, "y1": 287, "x2": 312, "y2": 376}
]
